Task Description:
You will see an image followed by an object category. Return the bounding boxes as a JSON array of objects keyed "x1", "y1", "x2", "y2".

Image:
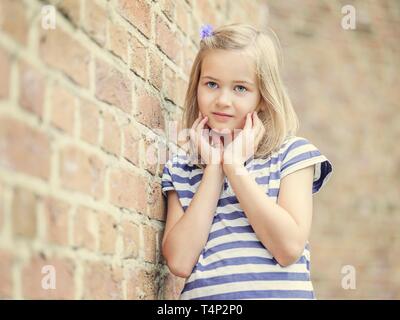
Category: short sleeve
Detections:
[
  {"x1": 280, "y1": 137, "x2": 333, "y2": 194},
  {"x1": 161, "y1": 157, "x2": 175, "y2": 197}
]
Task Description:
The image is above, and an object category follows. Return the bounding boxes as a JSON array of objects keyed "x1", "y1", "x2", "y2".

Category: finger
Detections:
[
  {"x1": 252, "y1": 111, "x2": 258, "y2": 128},
  {"x1": 196, "y1": 116, "x2": 208, "y2": 132},
  {"x1": 211, "y1": 133, "x2": 222, "y2": 147},
  {"x1": 190, "y1": 113, "x2": 203, "y2": 143},
  {"x1": 192, "y1": 113, "x2": 202, "y2": 129},
  {"x1": 254, "y1": 111, "x2": 262, "y2": 125},
  {"x1": 244, "y1": 113, "x2": 252, "y2": 130},
  {"x1": 252, "y1": 112, "x2": 261, "y2": 133},
  {"x1": 211, "y1": 128, "x2": 231, "y2": 146},
  {"x1": 202, "y1": 124, "x2": 210, "y2": 140}
]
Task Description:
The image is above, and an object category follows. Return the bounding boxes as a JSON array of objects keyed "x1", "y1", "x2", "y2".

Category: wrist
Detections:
[
  {"x1": 223, "y1": 161, "x2": 247, "y2": 176},
  {"x1": 205, "y1": 163, "x2": 224, "y2": 174},
  {"x1": 222, "y1": 157, "x2": 244, "y2": 169}
]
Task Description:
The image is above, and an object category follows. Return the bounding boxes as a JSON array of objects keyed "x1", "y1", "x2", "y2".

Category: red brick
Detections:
[
  {"x1": 121, "y1": 219, "x2": 140, "y2": 258},
  {"x1": 159, "y1": 0, "x2": 175, "y2": 22},
  {"x1": 108, "y1": 21, "x2": 128, "y2": 63},
  {"x1": 122, "y1": 123, "x2": 140, "y2": 166},
  {"x1": 49, "y1": 84, "x2": 76, "y2": 135},
  {"x1": 175, "y1": 2, "x2": 189, "y2": 34},
  {"x1": 83, "y1": 1, "x2": 108, "y2": 46},
  {"x1": 79, "y1": 99, "x2": 100, "y2": 145},
  {"x1": 175, "y1": 77, "x2": 187, "y2": 108},
  {"x1": 182, "y1": 44, "x2": 196, "y2": 83},
  {"x1": 143, "y1": 135, "x2": 160, "y2": 176},
  {"x1": 0, "y1": 249, "x2": 13, "y2": 298},
  {"x1": 148, "y1": 50, "x2": 163, "y2": 90},
  {"x1": 189, "y1": 15, "x2": 200, "y2": 44},
  {"x1": 95, "y1": 59, "x2": 132, "y2": 113},
  {"x1": 102, "y1": 110, "x2": 121, "y2": 156},
  {"x1": 157, "y1": 142, "x2": 170, "y2": 177},
  {"x1": 43, "y1": 197, "x2": 70, "y2": 246},
  {"x1": 142, "y1": 224, "x2": 157, "y2": 263},
  {"x1": 12, "y1": 188, "x2": 37, "y2": 239},
  {"x1": 98, "y1": 211, "x2": 117, "y2": 255},
  {"x1": 155, "y1": 14, "x2": 181, "y2": 64},
  {"x1": 59, "y1": 145, "x2": 105, "y2": 199},
  {"x1": 162, "y1": 271, "x2": 186, "y2": 299},
  {"x1": 40, "y1": 27, "x2": 90, "y2": 88},
  {"x1": 73, "y1": 206, "x2": 97, "y2": 251},
  {"x1": 135, "y1": 89, "x2": 165, "y2": 131},
  {"x1": 109, "y1": 168, "x2": 147, "y2": 213},
  {"x1": 0, "y1": 116, "x2": 50, "y2": 180},
  {"x1": 19, "y1": 60, "x2": 45, "y2": 118},
  {"x1": 0, "y1": 0, "x2": 28, "y2": 45},
  {"x1": 0, "y1": 183, "x2": 4, "y2": 231},
  {"x1": 126, "y1": 267, "x2": 158, "y2": 299},
  {"x1": 118, "y1": 0, "x2": 151, "y2": 38},
  {"x1": 196, "y1": 0, "x2": 218, "y2": 28},
  {"x1": 0, "y1": 48, "x2": 11, "y2": 99},
  {"x1": 22, "y1": 254, "x2": 75, "y2": 299},
  {"x1": 83, "y1": 261, "x2": 123, "y2": 299},
  {"x1": 147, "y1": 180, "x2": 166, "y2": 221},
  {"x1": 56, "y1": 0, "x2": 81, "y2": 27},
  {"x1": 129, "y1": 35, "x2": 146, "y2": 79},
  {"x1": 163, "y1": 65, "x2": 177, "y2": 104}
]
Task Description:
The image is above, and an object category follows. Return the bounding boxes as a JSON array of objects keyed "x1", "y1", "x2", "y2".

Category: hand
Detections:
[
  {"x1": 222, "y1": 111, "x2": 265, "y2": 169},
  {"x1": 189, "y1": 111, "x2": 224, "y2": 166}
]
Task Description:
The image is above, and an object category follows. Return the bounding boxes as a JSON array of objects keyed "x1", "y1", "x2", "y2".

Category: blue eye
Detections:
[
  {"x1": 235, "y1": 85, "x2": 247, "y2": 93},
  {"x1": 205, "y1": 82, "x2": 247, "y2": 93},
  {"x1": 206, "y1": 81, "x2": 217, "y2": 89}
]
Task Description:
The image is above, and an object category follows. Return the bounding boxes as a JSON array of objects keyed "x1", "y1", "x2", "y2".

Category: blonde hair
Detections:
[{"x1": 180, "y1": 23, "x2": 299, "y2": 169}]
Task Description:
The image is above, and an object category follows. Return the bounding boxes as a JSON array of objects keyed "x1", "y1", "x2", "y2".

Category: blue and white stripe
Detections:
[{"x1": 161, "y1": 136, "x2": 333, "y2": 300}]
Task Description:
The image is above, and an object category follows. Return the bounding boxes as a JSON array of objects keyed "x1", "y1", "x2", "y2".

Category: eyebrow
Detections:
[{"x1": 201, "y1": 76, "x2": 255, "y2": 86}]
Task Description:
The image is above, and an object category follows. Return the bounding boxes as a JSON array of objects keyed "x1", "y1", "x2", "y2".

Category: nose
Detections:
[{"x1": 216, "y1": 88, "x2": 233, "y2": 107}]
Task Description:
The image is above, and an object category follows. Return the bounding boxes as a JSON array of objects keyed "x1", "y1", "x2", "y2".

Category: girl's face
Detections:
[{"x1": 197, "y1": 49, "x2": 263, "y2": 139}]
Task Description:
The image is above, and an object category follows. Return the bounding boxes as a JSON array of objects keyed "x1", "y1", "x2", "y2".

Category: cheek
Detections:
[
  {"x1": 197, "y1": 87, "x2": 208, "y2": 108},
  {"x1": 235, "y1": 112, "x2": 249, "y2": 129}
]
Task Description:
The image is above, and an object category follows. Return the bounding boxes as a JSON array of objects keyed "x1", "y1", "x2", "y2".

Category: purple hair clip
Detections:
[{"x1": 200, "y1": 24, "x2": 214, "y2": 40}]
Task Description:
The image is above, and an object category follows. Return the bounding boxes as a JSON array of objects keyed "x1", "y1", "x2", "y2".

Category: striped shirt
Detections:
[{"x1": 161, "y1": 135, "x2": 333, "y2": 300}]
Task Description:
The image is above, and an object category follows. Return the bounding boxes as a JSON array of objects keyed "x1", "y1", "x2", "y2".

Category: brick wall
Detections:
[
  {"x1": 0, "y1": 0, "x2": 399, "y2": 300},
  {"x1": 0, "y1": 0, "x2": 270, "y2": 300},
  {"x1": 267, "y1": 0, "x2": 400, "y2": 299}
]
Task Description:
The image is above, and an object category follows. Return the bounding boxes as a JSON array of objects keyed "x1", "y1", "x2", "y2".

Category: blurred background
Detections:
[{"x1": 0, "y1": 0, "x2": 399, "y2": 299}]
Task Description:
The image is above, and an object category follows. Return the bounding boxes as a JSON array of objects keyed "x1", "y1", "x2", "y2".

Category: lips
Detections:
[{"x1": 212, "y1": 112, "x2": 233, "y2": 117}]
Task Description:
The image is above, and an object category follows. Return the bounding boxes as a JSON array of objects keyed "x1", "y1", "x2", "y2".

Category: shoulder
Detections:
[
  {"x1": 278, "y1": 135, "x2": 314, "y2": 155},
  {"x1": 163, "y1": 149, "x2": 197, "y2": 176},
  {"x1": 161, "y1": 149, "x2": 198, "y2": 198},
  {"x1": 276, "y1": 135, "x2": 325, "y2": 163},
  {"x1": 277, "y1": 135, "x2": 333, "y2": 194}
]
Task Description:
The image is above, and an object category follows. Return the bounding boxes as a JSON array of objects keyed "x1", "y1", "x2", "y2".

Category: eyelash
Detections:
[{"x1": 205, "y1": 81, "x2": 248, "y2": 93}]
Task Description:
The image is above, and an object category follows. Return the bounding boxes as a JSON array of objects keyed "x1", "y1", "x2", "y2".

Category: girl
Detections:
[{"x1": 161, "y1": 23, "x2": 333, "y2": 300}]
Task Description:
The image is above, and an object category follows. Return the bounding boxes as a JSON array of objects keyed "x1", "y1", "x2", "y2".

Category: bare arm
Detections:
[
  {"x1": 223, "y1": 162, "x2": 314, "y2": 267},
  {"x1": 162, "y1": 164, "x2": 225, "y2": 278}
]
